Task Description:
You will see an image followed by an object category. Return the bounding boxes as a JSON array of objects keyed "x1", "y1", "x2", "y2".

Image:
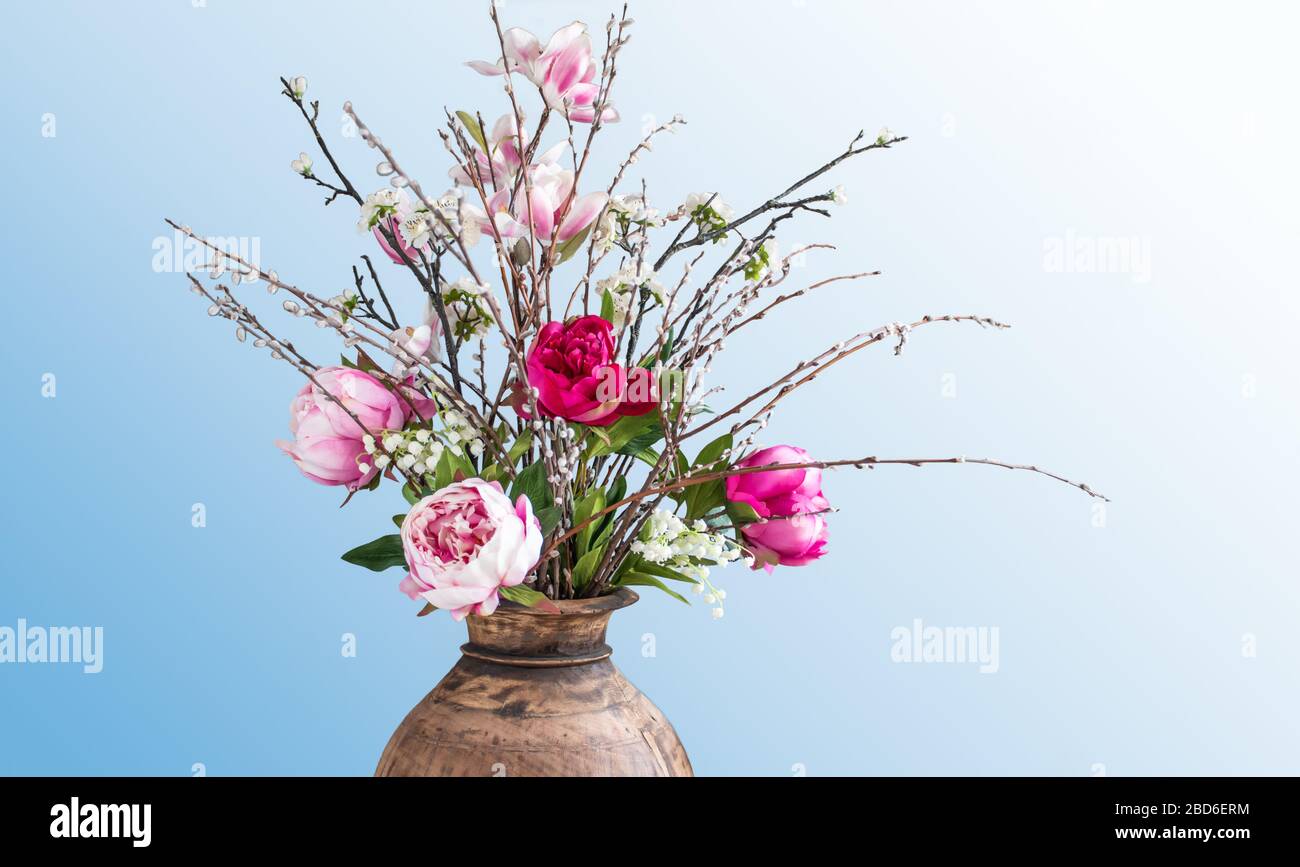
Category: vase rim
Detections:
[{"x1": 495, "y1": 586, "x2": 639, "y2": 617}]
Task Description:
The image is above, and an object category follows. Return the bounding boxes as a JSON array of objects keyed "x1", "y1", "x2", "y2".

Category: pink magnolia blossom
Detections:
[
  {"x1": 370, "y1": 192, "x2": 488, "y2": 264},
  {"x1": 487, "y1": 163, "x2": 607, "y2": 244},
  {"x1": 522, "y1": 314, "x2": 657, "y2": 426},
  {"x1": 389, "y1": 298, "x2": 445, "y2": 372},
  {"x1": 398, "y1": 479, "x2": 543, "y2": 620},
  {"x1": 275, "y1": 366, "x2": 435, "y2": 491},
  {"x1": 725, "y1": 445, "x2": 830, "y2": 571},
  {"x1": 466, "y1": 22, "x2": 619, "y2": 124},
  {"x1": 449, "y1": 113, "x2": 567, "y2": 189},
  {"x1": 373, "y1": 214, "x2": 421, "y2": 265}
]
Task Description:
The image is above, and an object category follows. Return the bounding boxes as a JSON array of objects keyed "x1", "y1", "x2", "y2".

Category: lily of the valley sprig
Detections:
[{"x1": 169, "y1": 4, "x2": 1105, "y2": 623}]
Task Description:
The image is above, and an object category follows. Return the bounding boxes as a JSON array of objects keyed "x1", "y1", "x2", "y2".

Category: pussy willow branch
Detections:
[
  {"x1": 685, "y1": 314, "x2": 1010, "y2": 440},
  {"x1": 543, "y1": 453, "x2": 1108, "y2": 570},
  {"x1": 190, "y1": 269, "x2": 434, "y2": 431},
  {"x1": 342, "y1": 103, "x2": 533, "y2": 398},
  {"x1": 653, "y1": 131, "x2": 907, "y2": 271},
  {"x1": 277, "y1": 77, "x2": 468, "y2": 398},
  {"x1": 537, "y1": 5, "x2": 630, "y2": 298},
  {"x1": 437, "y1": 120, "x2": 527, "y2": 335},
  {"x1": 487, "y1": 4, "x2": 544, "y2": 303},
  {"x1": 185, "y1": 275, "x2": 419, "y2": 490},
  {"x1": 339, "y1": 105, "x2": 470, "y2": 394},
  {"x1": 166, "y1": 219, "x2": 516, "y2": 476},
  {"x1": 279, "y1": 77, "x2": 362, "y2": 207},
  {"x1": 350, "y1": 257, "x2": 399, "y2": 331},
  {"x1": 434, "y1": 120, "x2": 564, "y2": 494}
]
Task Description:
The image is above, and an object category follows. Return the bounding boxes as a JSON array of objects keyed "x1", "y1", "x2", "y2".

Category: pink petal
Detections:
[
  {"x1": 501, "y1": 27, "x2": 542, "y2": 66},
  {"x1": 546, "y1": 39, "x2": 589, "y2": 95},
  {"x1": 465, "y1": 60, "x2": 509, "y2": 77},
  {"x1": 556, "y1": 192, "x2": 608, "y2": 241},
  {"x1": 540, "y1": 22, "x2": 588, "y2": 59}
]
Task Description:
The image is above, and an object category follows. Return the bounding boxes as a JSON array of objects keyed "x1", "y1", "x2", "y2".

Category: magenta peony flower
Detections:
[
  {"x1": 466, "y1": 22, "x2": 619, "y2": 124},
  {"x1": 275, "y1": 366, "x2": 435, "y2": 491},
  {"x1": 398, "y1": 479, "x2": 543, "y2": 620},
  {"x1": 725, "y1": 445, "x2": 830, "y2": 572},
  {"x1": 523, "y1": 315, "x2": 657, "y2": 426}
]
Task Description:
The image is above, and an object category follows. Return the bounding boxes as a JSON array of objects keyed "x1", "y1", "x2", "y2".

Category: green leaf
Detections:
[
  {"x1": 402, "y1": 483, "x2": 423, "y2": 506},
  {"x1": 617, "y1": 573, "x2": 690, "y2": 605},
  {"x1": 725, "y1": 499, "x2": 762, "y2": 526},
  {"x1": 586, "y1": 477, "x2": 627, "y2": 552},
  {"x1": 631, "y1": 446, "x2": 661, "y2": 469},
  {"x1": 583, "y1": 423, "x2": 612, "y2": 450},
  {"x1": 391, "y1": 513, "x2": 406, "y2": 530},
  {"x1": 534, "y1": 505, "x2": 562, "y2": 537},
  {"x1": 615, "y1": 418, "x2": 665, "y2": 456},
  {"x1": 606, "y1": 476, "x2": 628, "y2": 507},
  {"x1": 573, "y1": 489, "x2": 607, "y2": 557},
  {"x1": 685, "y1": 434, "x2": 732, "y2": 520},
  {"x1": 587, "y1": 412, "x2": 659, "y2": 458},
  {"x1": 621, "y1": 556, "x2": 698, "y2": 584},
  {"x1": 456, "y1": 110, "x2": 488, "y2": 153},
  {"x1": 658, "y1": 327, "x2": 675, "y2": 363},
  {"x1": 693, "y1": 434, "x2": 733, "y2": 470},
  {"x1": 556, "y1": 222, "x2": 594, "y2": 264},
  {"x1": 481, "y1": 462, "x2": 506, "y2": 484},
  {"x1": 433, "y1": 448, "x2": 475, "y2": 489},
  {"x1": 507, "y1": 430, "x2": 533, "y2": 465},
  {"x1": 341, "y1": 534, "x2": 405, "y2": 572},
  {"x1": 510, "y1": 460, "x2": 552, "y2": 515},
  {"x1": 571, "y1": 546, "x2": 605, "y2": 591},
  {"x1": 499, "y1": 584, "x2": 561, "y2": 614},
  {"x1": 599, "y1": 286, "x2": 616, "y2": 322},
  {"x1": 668, "y1": 451, "x2": 691, "y2": 504},
  {"x1": 686, "y1": 481, "x2": 725, "y2": 522}
]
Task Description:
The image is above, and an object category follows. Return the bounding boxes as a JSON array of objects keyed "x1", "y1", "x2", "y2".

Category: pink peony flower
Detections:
[
  {"x1": 466, "y1": 22, "x2": 619, "y2": 124},
  {"x1": 275, "y1": 366, "x2": 435, "y2": 491},
  {"x1": 725, "y1": 445, "x2": 830, "y2": 572},
  {"x1": 487, "y1": 163, "x2": 606, "y2": 244},
  {"x1": 398, "y1": 479, "x2": 543, "y2": 620},
  {"x1": 523, "y1": 315, "x2": 657, "y2": 426}
]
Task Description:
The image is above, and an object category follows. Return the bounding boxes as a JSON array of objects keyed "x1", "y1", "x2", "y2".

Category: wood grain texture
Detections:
[{"x1": 375, "y1": 588, "x2": 694, "y2": 777}]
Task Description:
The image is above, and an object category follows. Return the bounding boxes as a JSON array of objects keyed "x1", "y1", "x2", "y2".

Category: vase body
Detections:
[{"x1": 375, "y1": 588, "x2": 693, "y2": 777}]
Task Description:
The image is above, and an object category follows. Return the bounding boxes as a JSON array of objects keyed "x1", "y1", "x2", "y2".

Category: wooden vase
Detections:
[{"x1": 375, "y1": 588, "x2": 694, "y2": 777}]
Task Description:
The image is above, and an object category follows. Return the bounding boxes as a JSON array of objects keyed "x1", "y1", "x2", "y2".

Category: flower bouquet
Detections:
[{"x1": 169, "y1": 6, "x2": 1102, "y2": 775}]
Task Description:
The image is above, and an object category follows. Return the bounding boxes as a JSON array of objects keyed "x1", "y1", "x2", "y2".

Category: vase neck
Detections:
[{"x1": 462, "y1": 588, "x2": 638, "y2": 668}]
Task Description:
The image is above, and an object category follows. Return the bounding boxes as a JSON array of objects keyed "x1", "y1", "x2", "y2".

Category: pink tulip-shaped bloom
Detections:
[
  {"x1": 275, "y1": 366, "x2": 435, "y2": 491},
  {"x1": 487, "y1": 163, "x2": 606, "y2": 244},
  {"x1": 523, "y1": 315, "x2": 657, "y2": 426},
  {"x1": 466, "y1": 22, "x2": 619, "y2": 124},
  {"x1": 398, "y1": 479, "x2": 543, "y2": 620},
  {"x1": 725, "y1": 445, "x2": 830, "y2": 572}
]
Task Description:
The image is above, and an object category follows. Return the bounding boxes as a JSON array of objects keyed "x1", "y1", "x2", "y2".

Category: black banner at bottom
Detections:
[{"x1": 0, "y1": 776, "x2": 1281, "y2": 852}]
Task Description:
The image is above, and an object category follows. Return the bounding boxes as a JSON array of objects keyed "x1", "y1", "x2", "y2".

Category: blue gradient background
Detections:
[{"x1": 2, "y1": 0, "x2": 1296, "y2": 776}]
